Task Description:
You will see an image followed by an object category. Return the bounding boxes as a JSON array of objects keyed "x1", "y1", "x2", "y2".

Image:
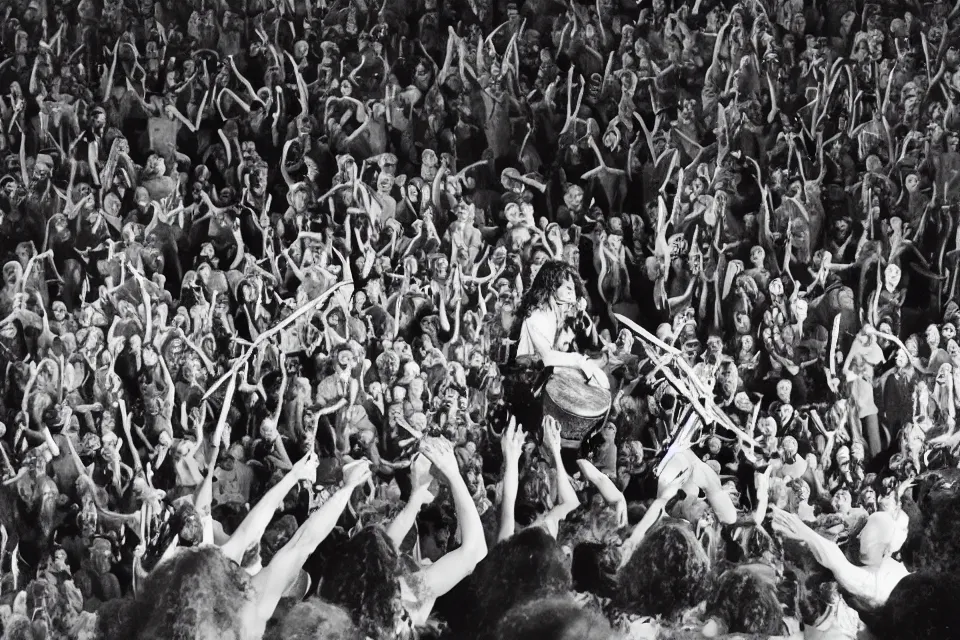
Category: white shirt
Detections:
[{"x1": 517, "y1": 307, "x2": 560, "y2": 358}]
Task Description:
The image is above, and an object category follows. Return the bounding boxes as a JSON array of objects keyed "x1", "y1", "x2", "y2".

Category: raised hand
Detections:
[
  {"x1": 420, "y1": 436, "x2": 460, "y2": 479},
  {"x1": 770, "y1": 506, "x2": 808, "y2": 541},
  {"x1": 342, "y1": 459, "x2": 373, "y2": 488},
  {"x1": 292, "y1": 451, "x2": 320, "y2": 484},
  {"x1": 501, "y1": 416, "x2": 526, "y2": 463},
  {"x1": 542, "y1": 415, "x2": 562, "y2": 454}
]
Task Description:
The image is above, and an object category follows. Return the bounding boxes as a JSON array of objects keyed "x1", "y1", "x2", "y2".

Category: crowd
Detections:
[{"x1": 4, "y1": 0, "x2": 960, "y2": 638}]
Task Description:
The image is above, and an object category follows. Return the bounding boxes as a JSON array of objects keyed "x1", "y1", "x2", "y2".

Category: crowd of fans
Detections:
[{"x1": 4, "y1": 0, "x2": 960, "y2": 638}]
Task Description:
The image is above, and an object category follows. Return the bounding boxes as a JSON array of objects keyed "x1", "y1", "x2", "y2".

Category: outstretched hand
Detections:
[
  {"x1": 420, "y1": 436, "x2": 461, "y2": 480},
  {"x1": 542, "y1": 415, "x2": 562, "y2": 454},
  {"x1": 342, "y1": 459, "x2": 373, "y2": 488},
  {"x1": 501, "y1": 417, "x2": 526, "y2": 462}
]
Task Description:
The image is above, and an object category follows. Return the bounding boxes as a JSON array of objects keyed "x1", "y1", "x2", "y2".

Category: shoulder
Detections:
[{"x1": 525, "y1": 307, "x2": 554, "y2": 324}]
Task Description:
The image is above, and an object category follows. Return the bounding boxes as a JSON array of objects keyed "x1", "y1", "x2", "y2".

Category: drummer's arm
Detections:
[{"x1": 526, "y1": 322, "x2": 586, "y2": 369}]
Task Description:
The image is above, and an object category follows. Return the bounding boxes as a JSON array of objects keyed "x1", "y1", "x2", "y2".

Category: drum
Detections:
[{"x1": 542, "y1": 368, "x2": 613, "y2": 448}]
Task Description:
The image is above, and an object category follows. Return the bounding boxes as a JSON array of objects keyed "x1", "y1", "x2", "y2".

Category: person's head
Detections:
[
  {"x1": 95, "y1": 546, "x2": 258, "y2": 640},
  {"x1": 858, "y1": 511, "x2": 898, "y2": 566},
  {"x1": 869, "y1": 571, "x2": 960, "y2": 640},
  {"x1": 145, "y1": 153, "x2": 166, "y2": 177},
  {"x1": 776, "y1": 378, "x2": 793, "y2": 403},
  {"x1": 515, "y1": 261, "x2": 585, "y2": 326},
  {"x1": 452, "y1": 527, "x2": 571, "y2": 638},
  {"x1": 318, "y1": 526, "x2": 404, "y2": 640},
  {"x1": 705, "y1": 567, "x2": 784, "y2": 635},
  {"x1": 905, "y1": 172, "x2": 920, "y2": 192},
  {"x1": 493, "y1": 597, "x2": 617, "y2": 640},
  {"x1": 143, "y1": 345, "x2": 159, "y2": 367},
  {"x1": 927, "y1": 324, "x2": 942, "y2": 348},
  {"x1": 832, "y1": 488, "x2": 852, "y2": 514},
  {"x1": 259, "y1": 418, "x2": 278, "y2": 443},
  {"x1": 264, "y1": 598, "x2": 362, "y2": 640},
  {"x1": 617, "y1": 521, "x2": 711, "y2": 620},
  {"x1": 781, "y1": 435, "x2": 799, "y2": 461}
]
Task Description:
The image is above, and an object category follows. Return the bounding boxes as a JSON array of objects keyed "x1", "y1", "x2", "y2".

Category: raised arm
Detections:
[
  {"x1": 771, "y1": 506, "x2": 893, "y2": 607},
  {"x1": 498, "y1": 418, "x2": 525, "y2": 541},
  {"x1": 411, "y1": 437, "x2": 487, "y2": 598},
  {"x1": 535, "y1": 416, "x2": 581, "y2": 537},
  {"x1": 619, "y1": 456, "x2": 691, "y2": 568},
  {"x1": 220, "y1": 451, "x2": 320, "y2": 563},
  {"x1": 386, "y1": 454, "x2": 434, "y2": 550},
  {"x1": 250, "y1": 459, "x2": 372, "y2": 626}
]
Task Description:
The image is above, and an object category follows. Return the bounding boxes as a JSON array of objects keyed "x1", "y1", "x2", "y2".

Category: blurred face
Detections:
[
  {"x1": 260, "y1": 420, "x2": 278, "y2": 441},
  {"x1": 776, "y1": 380, "x2": 792, "y2": 402},
  {"x1": 896, "y1": 349, "x2": 910, "y2": 367},
  {"x1": 832, "y1": 491, "x2": 852, "y2": 513},
  {"x1": 944, "y1": 324, "x2": 957, "y2": 341},
  {"x1": 554, "y1": 276, "x2": 577, "y2": 305},
  {"x1": 769, "y1": 278, "x2": 784, "y2": 297},
  {"x1": 337, "y1": 349, "x2": 358, "y2": 370}
]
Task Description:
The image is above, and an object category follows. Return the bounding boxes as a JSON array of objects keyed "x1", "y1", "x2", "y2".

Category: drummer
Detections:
[
  {"x1": 506, "y1": 261, "x2": 610, "y2": 434},
  {"x1": 514, "y1": 261, "x2": 610, "y2": 389}
]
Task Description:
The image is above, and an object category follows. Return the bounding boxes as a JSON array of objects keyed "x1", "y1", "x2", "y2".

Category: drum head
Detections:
[{"x1": 544, "y1": 368, "x2": 611, "y2": 418}]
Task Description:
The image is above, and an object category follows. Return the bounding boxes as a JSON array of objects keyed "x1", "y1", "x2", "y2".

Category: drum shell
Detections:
[{"x1": 543, "y1": 369, "x2": 612, "y2": 448}]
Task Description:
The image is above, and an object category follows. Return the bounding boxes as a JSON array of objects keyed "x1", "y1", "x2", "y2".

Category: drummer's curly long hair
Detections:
[{"x1": 513, "y1": 260, "x2": 586, "y2": 329}]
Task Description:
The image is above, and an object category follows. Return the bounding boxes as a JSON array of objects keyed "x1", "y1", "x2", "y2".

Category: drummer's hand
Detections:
[
  {"x1": 501, "y1": 417, "x2": 526, "y2": 464},
  {"x1": 580, "y1": 358, "x2": 610, "y2": 390},
  {"x1": 542, "y1": 415, "x2": 562, "y2": 455}
]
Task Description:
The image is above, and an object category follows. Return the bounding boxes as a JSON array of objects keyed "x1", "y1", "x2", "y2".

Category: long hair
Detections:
[
  {"x1": 264, "y1": 598, "x2": 362, "y2": 640},
  {"x1": 513, "y1": 261, "x2": 586, "y2": 332},
  {"x1": 617, "y1": 521, "x2": 711, "y2": 621},
  {"x1": 494, "y1": 596, "x2": 617, "y2": 640},
  {"x1": 705, "y1": 567, "x2": 784, "y2": 635},
  {"x1": 866, "y1": 571, "x2": 960, "y2": 640},
  {"x1": 447, "y1": 527, "x2": 572, "y2": 640},
  {"x1": 318, "y1": 526, "x2": 404, "y2": 640},
  {"x1": 95, "y1": 546, "x2": 256, "y2": 640}
]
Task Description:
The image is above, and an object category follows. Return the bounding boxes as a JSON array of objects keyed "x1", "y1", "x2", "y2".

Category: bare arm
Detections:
[
  {"x1": 412, "y1": 438, "x2": 487, "y2": 598},
  {"x1": 535, "y1": 416, "x2": 581, "y2": 537},
  {"x1": 498, "y1": 419, "x2": 524, "y2": 541},
  {"x1": 772, "y1": 507, "x2": 893, "y2": 607},
  {"x1": 250, "y1": 460, "x2": 371, "y2": 626},
  {"x1": 220, "y1": 452, "x2": 318, "y2": 563},
  {"x1": 386, "y1": 454, "x2": 433, "y2": 550}
]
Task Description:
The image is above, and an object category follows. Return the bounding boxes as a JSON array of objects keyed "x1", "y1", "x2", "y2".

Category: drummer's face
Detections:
[{"x1": 554, "y1": 276, "x2": 577, "y2": 305}]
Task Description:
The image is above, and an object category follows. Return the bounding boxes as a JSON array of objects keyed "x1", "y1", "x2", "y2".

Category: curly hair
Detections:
[
  {"x1": 901, "y1": 469, "x2": 960, "y2": 573},
  {"x1": 493, "y1": 596, "x2": 617, "y2": 640},
  {"x1": 95, "y1": 546, "x2": 256, "y2": 640},
  {"x1": 513, "y1": 260, "x2": 586, "y2": 329},
  {"x1": 447, "y1": 527, "x2": 572, "y2": 640},
  {"x1": 705, "y1": 567, "x2": 784, "y2": 635},
  {"x1": 617, "y1": 521, "x2": 711, "y2": 621},
  {"x1": 264, "y1": 598, "x2": 362, "y2": 640},
  {"x1": 865, "y1": 571, "x2": 960, "y2": 640},
  {"x1": 559, "y1": 502, "x2": 625, "y2": 599},
  {"x1": 318, "y1": 525, "x2": 404, "y2": 640}
]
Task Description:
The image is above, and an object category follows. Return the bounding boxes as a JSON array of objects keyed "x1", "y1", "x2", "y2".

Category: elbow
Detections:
[{"x1": 461, "y1": 539, "x2": 488, "y2": 567}]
